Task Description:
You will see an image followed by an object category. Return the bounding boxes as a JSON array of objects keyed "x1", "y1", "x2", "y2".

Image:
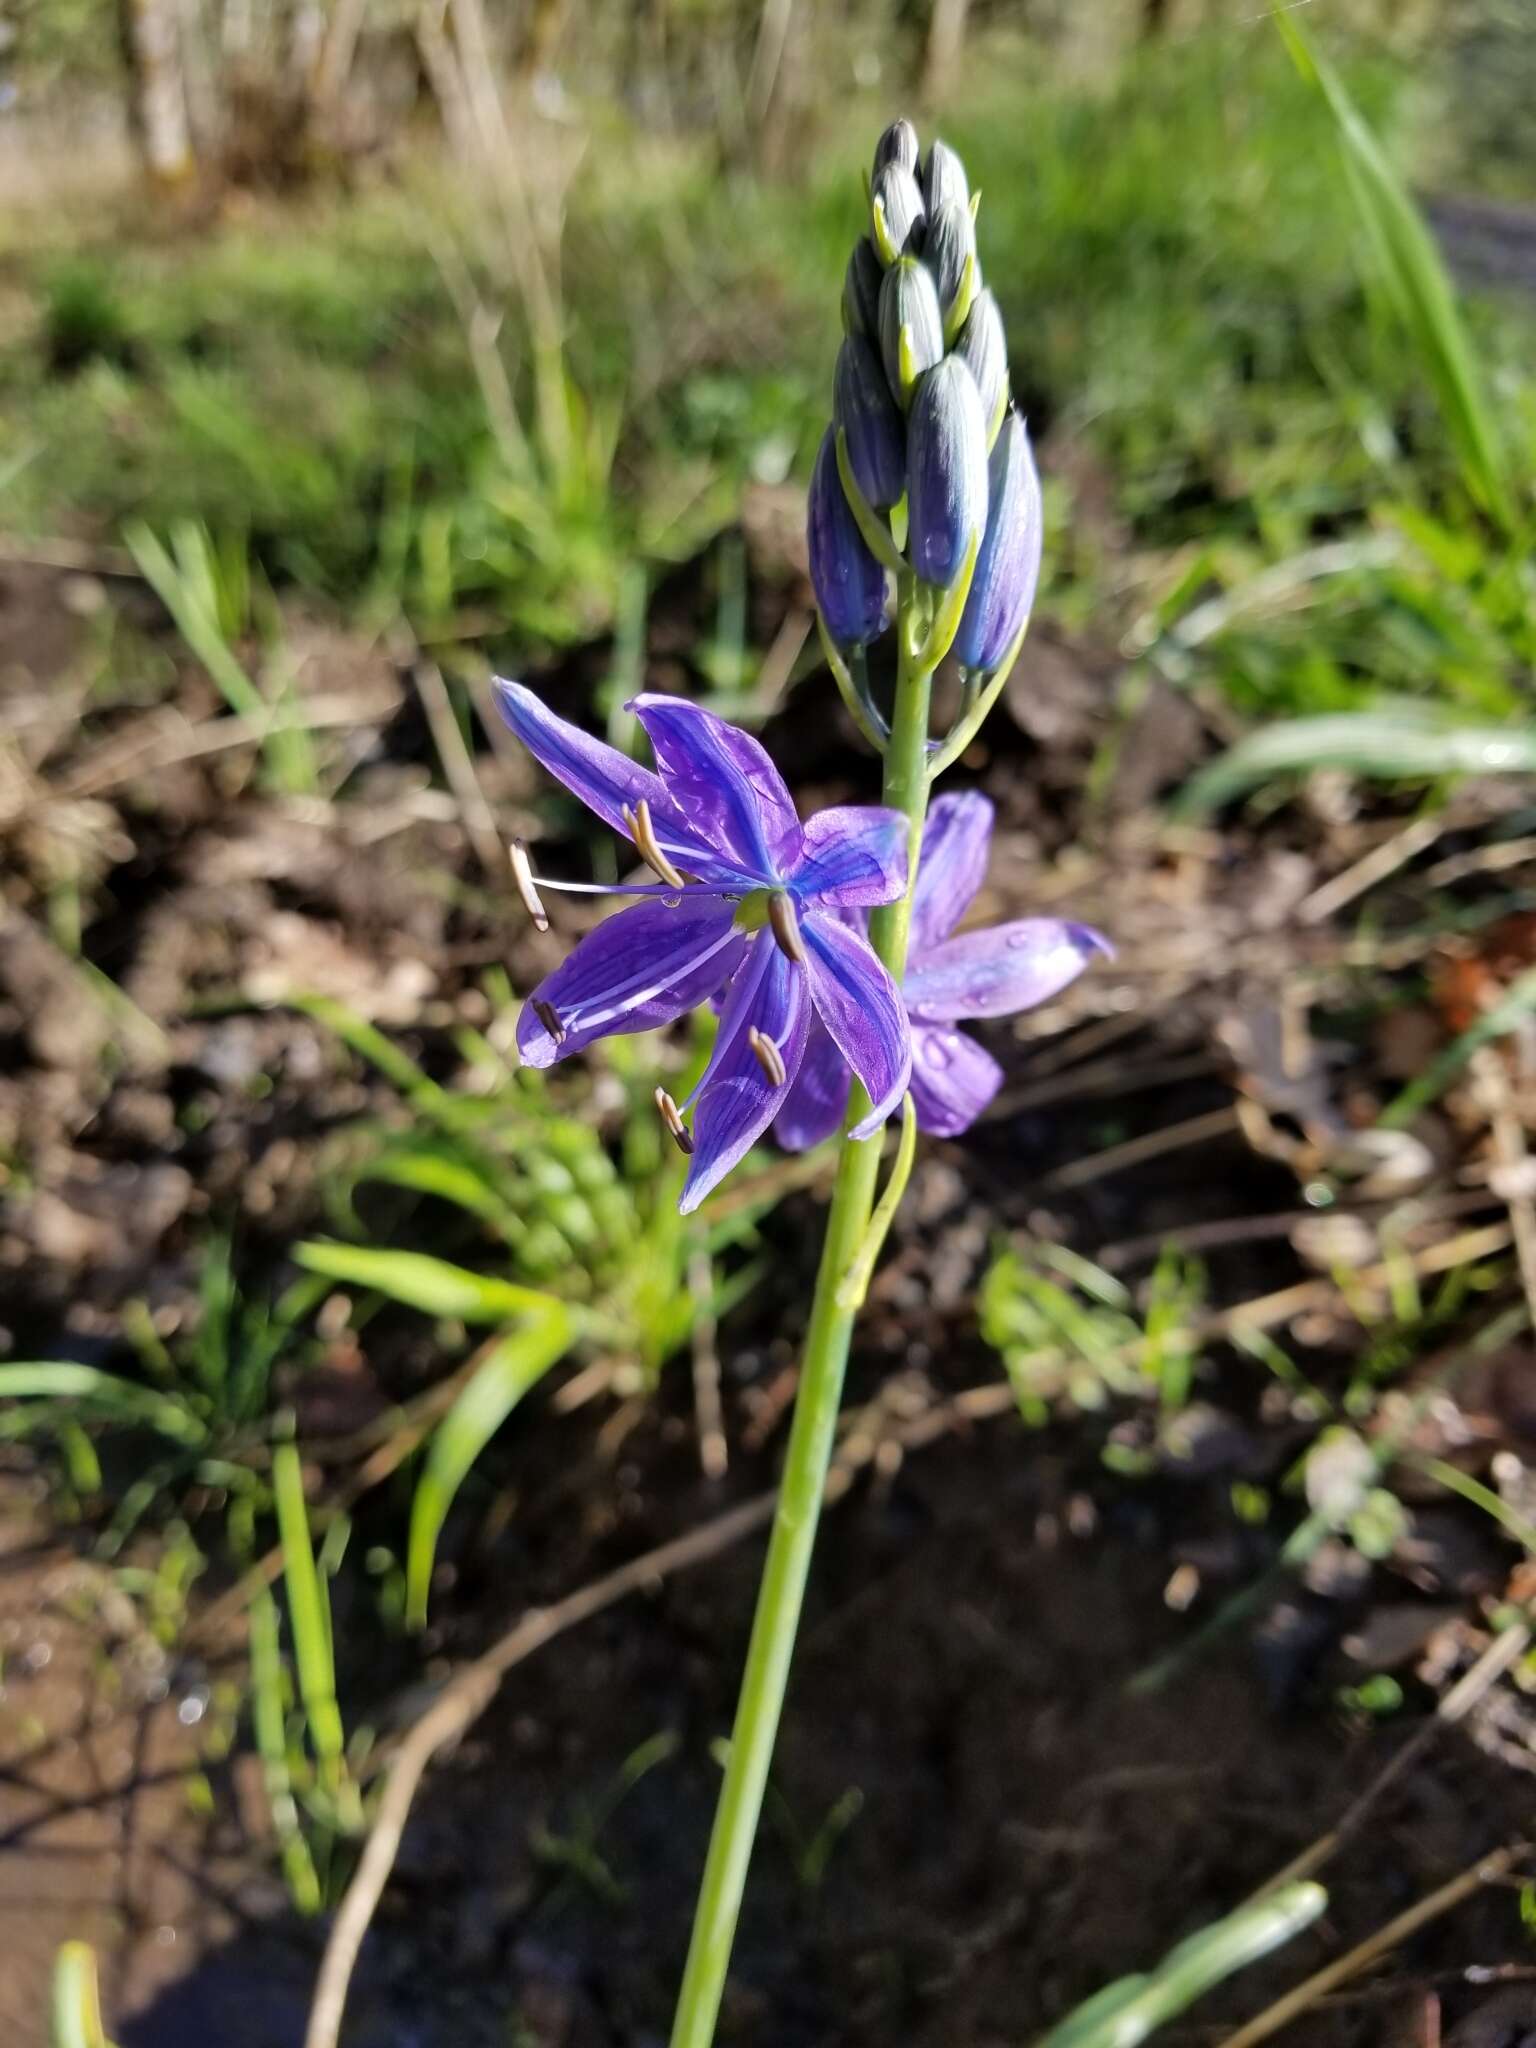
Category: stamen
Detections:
[
  {"x1": 654, "y1": 1086, "x2": 695, "y2": 1156},
  {"x1": 532, "y1": 998, "x2": 566, "y2": 1045},
  {"x1": 748, "y1": 1027, "x2": 787, "y2": 1088},
  {"x1": 509, "y1": 840, "x2": 550, "y2": 931},
  {"x1": 767, "y1": 891, "x2": 807, "y2": 964},
  {"x1": 622, "y1": 797, "x2": 686, "y2": 890}
]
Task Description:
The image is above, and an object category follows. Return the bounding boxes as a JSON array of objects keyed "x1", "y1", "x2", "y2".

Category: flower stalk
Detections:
[{"x1": 667, "y1": 603, "x2": 937, "y2": 2048}]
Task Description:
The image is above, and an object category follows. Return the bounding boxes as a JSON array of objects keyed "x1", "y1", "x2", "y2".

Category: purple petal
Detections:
[
  {"x1": 911, "y1": 791, "x2": 993, "y2": 954},
  {"x1": 680, "y1": 936, "x2": 809, "y2": 1214},
  {"x1": 909, "y1": 1026, "x2": 1003, "y2": 1137},
  {"x1": 628, "y1": 694, "x2": 803, "y2": 883},
  {"x1": 801, "y1": 909, "x2": 911, "y2": 1139},
  {"x1": 795, "y1": 805, "x2": 909, "y2": 908},
  {"x1": 904, "y1": 919, "x2": 1111, "y2": 1024},
  {"x1": 774, "y1": 1020, "x2": 850, "y2": 1151},
  {"x1": 516, "y1": 897, "x2": 745, "y2": 1067},
  {"x1": 492, "y1": 678, "x2": 736, "y2": 883}
]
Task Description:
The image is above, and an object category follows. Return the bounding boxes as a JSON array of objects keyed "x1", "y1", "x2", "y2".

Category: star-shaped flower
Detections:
[
  {"x1": 494, "y1": 680, "x2": 913, "y2": 1212},
  {"x1": 775, "y1": 791, "x2": 1109, "y2": 1147}
]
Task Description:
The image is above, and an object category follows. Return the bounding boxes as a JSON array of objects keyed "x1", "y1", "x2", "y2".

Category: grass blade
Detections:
[
  {"x1": 0, "y1": 1364, "x2": 206, "y2": 1447},
  {"x1": 271, "y1": 1439, "x2": 348, "y2": 1804},
  {"x1": 248, "y1": 1582, "x2": 323, "y2": 1915},
  {"x1": 1174, "y1": 707, "x2": 1536, "y2": 816},
  {"x1": 1379, "y1": 964, "x2": 1536, "y2": 1129},
  {"x1": 293, "y1": 1241, "x2": 560, "y2": 1324},
  {"x1": 1035, "y1": 1882, "x2": 1327, "y2": 2047},
  {"x1": 405, "y1": 1303, "x2": 575, "y2": 1627},
  {"x1": 1276, "y1": 14, "x2": 1515, "y2": 531},
  {"x1": 51, "y1": 1943, "x2": 118, "y2": 2048}
]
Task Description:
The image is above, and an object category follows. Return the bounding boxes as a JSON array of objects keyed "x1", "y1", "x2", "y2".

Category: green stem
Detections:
[{"x1": 667, "y1": 585, "x2": 934, "y2": 2048}]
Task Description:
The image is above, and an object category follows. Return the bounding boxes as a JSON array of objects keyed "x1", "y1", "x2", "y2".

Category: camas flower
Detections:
[
  {"x1": 775, "y1": 792, "x2": 1109, "y2": 1147},
  {"x1": 494, "y1": 680, "x2": 913, "y2": 1212}
]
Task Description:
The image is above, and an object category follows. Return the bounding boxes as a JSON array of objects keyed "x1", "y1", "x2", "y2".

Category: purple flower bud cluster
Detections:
[{"x1": 808, "y1": 120, "x2": 1042, "y2": 675}]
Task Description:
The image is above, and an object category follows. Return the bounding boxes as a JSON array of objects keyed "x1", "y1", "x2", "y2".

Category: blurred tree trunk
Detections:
[
  {"x1": 1141, "y1": 0, "x2": 1172, "y2": 36},
  {"x1": 922, "y1": 0, "x2": 969, "y2": 104},
  {"x1": 121, "y1": 0, "x2": 197, "y2": 185},
  {"x1": 514, "y1": 0, "x2": 567, "y2": 84}
]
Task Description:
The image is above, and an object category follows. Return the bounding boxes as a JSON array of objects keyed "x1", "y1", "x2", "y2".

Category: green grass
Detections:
[{"x1": 5, "y1": 28, "x2": 1532, "y2": 712}]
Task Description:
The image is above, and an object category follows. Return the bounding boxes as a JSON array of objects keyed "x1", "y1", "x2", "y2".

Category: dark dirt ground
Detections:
[{"x1": 5, "y1": 534, "x2": 1536, "y2": 2047}]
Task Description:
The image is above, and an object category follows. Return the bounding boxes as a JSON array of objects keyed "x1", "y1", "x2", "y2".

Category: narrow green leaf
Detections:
[
  {"x1": 1035, "y1": 1882, "x2": 1327, "y2": 2047},
  {"x1": 293, "y1": 1241, "x2": 557, "y2": 1324},
  {"x1": 1174, "y1": 708, "x2": 1536, "y2": 816},
  {"x1": 0, "y1": 1364, "x2": 206, "y2": 1447},
  {"x1": 51, "y1": 1943, "x2": 118, "y2": 2048},
  {"x1": 1379, "y1": 964, "x2": 1536, "y2": 1128},
  {"x1": 1276, "y1": 14, "x2": 1515, "y2": 530},
  {"x1": 271, "y1": 1440, "x2": 347, "y2": 1791},
  {"x1": 248, "y1": 1582, "x2": 323, "y2": 1915},
  {"x1": 406, "y1": 1304, "x2": 574, "y2": 1628}
]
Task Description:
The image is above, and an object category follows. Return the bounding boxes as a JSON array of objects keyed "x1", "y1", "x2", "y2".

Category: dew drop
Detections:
[
  {"x1": 921, "y1": 1035, "x2": 953, "y2": 1072},
  {"x1": 1006, "y1": 929, "x2": 1040, "y2": 951}
]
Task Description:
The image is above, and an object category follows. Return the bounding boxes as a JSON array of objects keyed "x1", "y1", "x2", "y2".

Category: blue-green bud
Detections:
[
  {"x1": 834, "y1": 335, "x2": 906, "y2": 512},
  {"x1": 921, "y1": 139, "x2": 969, "y2": 215},
  {"x1": 871, "y1": 162, "x2": 925, "y2": 265},
  {"x1": 872, "y1": 118, "x2": 919, "y2": 177},
  {"x1": 878, "y1": 256, "x2": 943, "y2": 409},
  {"x1": 922, "y1": 201, "x2": 976, "y2": 324},
  {"x1": 955, "y1": 411, "x2": 1042, "y2": 671},
  {"x1": 842, "y1": 237, "x2": 883, "y2": 339},
  {"x1": 808, "y1": 427, "x2": 888, "y2": 648},
  {"x1": 906, "y1": 357, "x2": 989, "y2": 588},
  {"x1": 954, "y1": 288, "x2": 1009, "y2": 446}
]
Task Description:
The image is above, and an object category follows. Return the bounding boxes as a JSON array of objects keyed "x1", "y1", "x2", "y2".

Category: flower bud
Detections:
[
  {"x1": 954, "y1": 411, "x2": 1043, "y2": 671},
  {"x1": 834, "y1": 335, "x2": 906, "y2": 511},
  {"x1": 842, "y1": 237, "x2": 883, "y2": 339},
  {"x1": 921, "y1": 139, "x2": 969, "y2": 215},
  {"x1": 871, "y1": 162, "x2": 925, "y2": 265},
  {"x1": 872, "y1": 118, "x2": 919, "y2": 177},
  {"x1": 954, "y1": 288, "x2": 1009, "y2": 445},
  {"x1": 807, "y1": 427, "x2": 888, "y2": 647},
  {"x1": 922, "y1": 201, "x2": 976, "y2": 324},
  {"x1": 906, "y1": 357, "x2": 989, "y2": 589},
  {"x1": 878, "y1": 256, "x2": 943, "y2": 409}
]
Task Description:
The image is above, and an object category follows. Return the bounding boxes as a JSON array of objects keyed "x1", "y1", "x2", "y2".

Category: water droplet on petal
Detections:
[
  {"x1": 1006, "y1": 928, "x2": 1040, "y2": 951},
  {"x1": 921, "y1": 1034, "x2": 953, "y2": 1072}
]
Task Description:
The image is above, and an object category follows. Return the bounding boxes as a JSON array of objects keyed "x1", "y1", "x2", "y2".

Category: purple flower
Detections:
[
  {"x1": 494, "y1": 680, "x2": 913, "y2": 1211},
  {"x1": 774, "y1": 792, "x2": 1109, "y2": 1147},
  {"x1": 807, "y1": 427, "x2": 888, "y2": 648},
  {"x1": 954, "y1": 411, "x2": 1043, "y2": 673}
]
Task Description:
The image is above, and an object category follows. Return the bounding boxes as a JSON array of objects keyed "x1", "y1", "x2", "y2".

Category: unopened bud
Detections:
[
  {"x1": 955, "y1": 411, "x2": 1043, "y2": 672},
  {"x1": 878, "y1": 256, "x2": 943, "y2": 409},
  {"x1": 871, "y1": 163, "x2": 925, "y2": 265},
  {"x1": 922, "y1": 201, "x2": 977, "y2": 324},
  {"x1": 834, "y1": 335, "x2": 906, "y2": 512},
  {"x1": 872, "y1": 118, "x2": 919, "y2": 177},
  {"x1": 906, "y1": 357, "x2": 989, "y2": 588},
  {"x1": 807, "y1": 427, "x2": 887, "y2": 648},
  {"x1": 921, "y1": 138, "x2": 969, "y2": 215},
  {"x1": 842, "y1": 237, "x2": 883, "y2": 339},
  {"x1": 953, "y1": 288, "x2": 1009, "y2": 446}
]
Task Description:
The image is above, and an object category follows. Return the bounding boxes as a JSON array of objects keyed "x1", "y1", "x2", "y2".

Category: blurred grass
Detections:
[{"x1": 2, "y1": 28, "x2": 1531, "y2": 706}]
